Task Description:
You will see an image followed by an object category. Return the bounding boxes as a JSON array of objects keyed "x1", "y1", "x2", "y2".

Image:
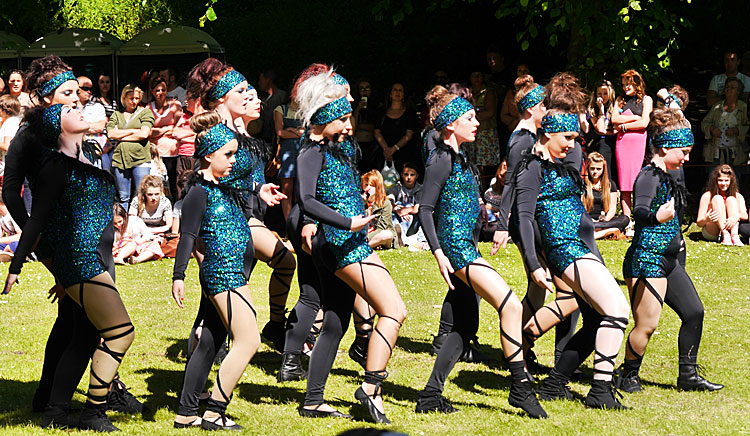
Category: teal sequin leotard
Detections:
[
  {"x1": 419, "y1": 146, "x2": 482, "y2": 271},
  {"x1": 10, "y1": 153, "x2": 116, "y2": 288},
  {"x1": 173, "y1": 177, "x2": 254, "y2": 295},
  {"x1": 623, "y1": 165, "x2": 683, "y2": 278},
  {"x1": 513, "y1": 154, "x2": 601, "y2": 277},
  {"x1": 298, "y1": 137, "x2": 372, "y2": 269}
]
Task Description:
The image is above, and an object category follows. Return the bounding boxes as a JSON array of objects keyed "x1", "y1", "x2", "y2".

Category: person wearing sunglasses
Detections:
[{"x1": 77, "y1": 76, "x2": 108, "y2": 168}]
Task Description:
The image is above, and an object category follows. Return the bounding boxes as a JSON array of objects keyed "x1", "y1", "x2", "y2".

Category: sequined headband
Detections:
[
  {"x1": 433, "y1": 97, "x2": 474, "y2": 131},
  {"x1": 310, "y1": 96, "x2": 352, "y2": 125},
  {"x1": 208, "y1": 70, "x2": 251, "y2": 101},
  {"x1": 331, "y1": 74, "x2": 349, "y2": 87},
  {"x1": 516, "y1": 85, "x2": 546, "y2": 113},
  {"x1": 39, "y1": 71, "x2": 77, "y2": 97},
  {"x1": 652, "y1": 127, "x2": 694, "y2": 149},
  {"x1": 541, "y1": 113, "x2": 580, "y2": 133},
  {"x1": 194, "y1": 123, "x2": 236, "y2": 158},
  {"x1": 42, "y1": 104, "x2": 64, "y2": 141}
]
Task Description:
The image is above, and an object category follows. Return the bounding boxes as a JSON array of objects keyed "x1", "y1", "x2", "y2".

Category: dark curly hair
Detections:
[
  {"x1": 25, "y1": 55, "x2": 72, "y2": 100},
  {"x1": 186, "y1": 58, "x2": 233, "y2": 109}
]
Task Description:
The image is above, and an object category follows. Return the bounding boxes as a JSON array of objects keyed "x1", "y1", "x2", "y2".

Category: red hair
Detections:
[{"x1": 291, "y1": 63, "x2": 331, "y2": 101}]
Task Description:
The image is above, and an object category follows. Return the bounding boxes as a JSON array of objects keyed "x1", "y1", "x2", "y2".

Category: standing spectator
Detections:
[
  {"x1": 355, "y1": 79, "x2": 382, "y2": 174},
  {"x1": 96, "y1": 73, "x2": 118, "y2": 118},
  {"x1": 273, "y1": 95, "x2": 303, "y2": 220},
  {"x1": 466, "y1": 70, "x2": 500, "y2": 188},
  {"x1": 172, "y1": 95, "x2": 201, "y2": 191},
  {"x1": 258, "y1": 68, "x2": 288, "y2": 143},
  {"x1": 77, "y1": 76, "x2": 108, "y2": 168},
  {"x1": 129, "y1": 175, "x2": 173, "y2": 235},
  {"x1": 107, "y1": 84, "x2": 155, "y2": 209},
  {"x1": 697, "y1": 164, "x2": 747, "y2": 245},
  {"x1": 374, "y1": 82, "x2": 420, "y2": 176},
  {"x1": 587, "y1": 79, "x2": 617, "y2": 181},
  {"x1": 5, "y1": 70, "x2": 32, "y2": 111},
  {"x1": 0, "y1": 77, "x2": 4, "y2": 94},
  {"x1": 499, "y1": 64, "x2": 532, "y2": 136},
  {"x1": 160, "y1": 67, "x2": 187, "y2": 106},
  {"x1": 0, "y1": 95, "x2": 22, "y2": 159},
  {"x1": 707, "y1": 50, "x2": 750, "y2": 107},
  {"x1": 612, "y1": 69, "x2": 653, "y2": 220},
  {"x1": 701, "y1": 76, "x2": 749, "y2": 167},
  {"x1": 148, "y1": 76, "x2": 182, "y2": 199}
]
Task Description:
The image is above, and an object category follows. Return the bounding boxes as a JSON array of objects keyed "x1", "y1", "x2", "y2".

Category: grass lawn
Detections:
[{"x1": 1, "y1": 235, "x2": 748, "y2": 435}]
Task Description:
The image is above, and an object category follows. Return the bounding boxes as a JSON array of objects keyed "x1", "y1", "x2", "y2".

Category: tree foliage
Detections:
[
  {"x1": 373, "y1": 0, "x2": 695, "y2": 84},
  {"x1": 60, "y1": 0, "x2": 177, "y2": 40}
]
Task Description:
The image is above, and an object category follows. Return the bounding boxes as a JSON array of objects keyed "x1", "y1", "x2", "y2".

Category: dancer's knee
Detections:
[
  {"x1": 503, "y1": 292, "x2": 523, "y2": 317},
  {"x1": 682, "y1": 305, "x2": 705, "y2": 328}
]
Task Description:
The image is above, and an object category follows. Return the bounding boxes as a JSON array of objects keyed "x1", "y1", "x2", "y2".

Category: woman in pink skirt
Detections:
[{"x1": 612, "y1": 70, "x2": 653, "y2": 220}]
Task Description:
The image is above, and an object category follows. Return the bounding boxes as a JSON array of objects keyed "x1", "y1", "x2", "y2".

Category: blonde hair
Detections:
[
  {"x1": 361, "y1": 170, "x2": 387, "y2": 208},
  {"x1": 120, "y1": 84, "x2": 143, "y2": 108},
  {"x1": 587, "y1": 80, "x2": 616, "y2": 119},
  {"x1": 136, "y1": 175, "x2": 165, "y2": 216},
  {"x1": 583, "y1": 152, "x2": 612, "y2": 214},
  {"x1": 294, "y1": 71, "x2": 347, "y2": 127}
]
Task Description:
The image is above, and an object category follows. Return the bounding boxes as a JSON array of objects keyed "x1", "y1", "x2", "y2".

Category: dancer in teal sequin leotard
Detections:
[{"x1": 414, "y1": 85, "x2": 546, "y2": 418}]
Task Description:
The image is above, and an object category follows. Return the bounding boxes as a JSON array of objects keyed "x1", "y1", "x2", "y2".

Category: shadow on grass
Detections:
[
  {"x1": 0, "y1": 379, "x2": 38, "y2": 427},
  {"x1": 164, "y1": 337, "x2": 189, "y2": 364},
  {"x1": 394, "y1": 336, "x2": 433, "y2": 355},
  {"x1": 237, "y1": 382, "x2": 305, "y2": 405},
  {"x1": 452, "y1": 368, "x2": 512, "y2": 393},
  {"x1": 135, "y1": 367, "x2": 185, "y2": 421},
  {"x1": 248, "y1": 350, "x2": 282, "y2": 378}
]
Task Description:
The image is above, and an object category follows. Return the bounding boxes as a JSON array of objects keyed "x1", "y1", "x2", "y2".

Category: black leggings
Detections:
[
  {"x1": 283, "y1": 248, "x2": 322, "y2": 354},
  {"x1": 593, "y1": 215, "x2": 631, "y2": 232},
  {"x1": 46, "y1": 297, "x2": 101, "y2": 407},
  {"x1": 304, "y1": 263, "x2": 355, "y2": 406},
  {"x1": 177, "y1": 276, "x2": 228, "y2": 417},
  {"x1": 553, "y1": 294, "x2": 603, "y2": 378},
  {"x1": 628, "y1": 250, "x2": 704, "y2": 364},
  {"x1": 163, "y1": 156, "x2": 178, "y2": 201},
  {"x1": 425, "y1": 275, "x2": 480, "y2": 395}
]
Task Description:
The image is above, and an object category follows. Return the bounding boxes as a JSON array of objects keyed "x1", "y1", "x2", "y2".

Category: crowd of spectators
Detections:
[{"x1": 2, "y1": 45, "x2": 750, "y2": 266}]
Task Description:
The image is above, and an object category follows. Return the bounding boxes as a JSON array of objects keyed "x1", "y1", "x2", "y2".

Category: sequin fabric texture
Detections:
[
  {"x1": 315, "y1": 138, "x2": 372, "y2": 268},
  {"x1": 310, "y1": 96, "x2": 352, "y2": 125},
  {"x1": 541, "y1": 113, "x2": 580, "y2": 134},
  {"x1": 40, "y1": 71, "x2": 77, "y2": 97},
  {"x1": 52, "y1": 165, "x2": 116, "y2": 288},
  {"x1": 194, "y1": 122, "x2": 235, "y2": 158},
  {"x1": 208, "y1": 70, "x2": 248, "y2": 101},
  {"x1": 219, "y1": 132, "x2": 265, "y2": 191},
  {"x1": 652, "y1": 128, "x2": 694, "y2": 149},
  {"x1": 623, "y1": 167, "x2": 681, "y2": 278},
  {"x1": 42, "y1": 104, "x2": 64, "y2": 141},
  {"x1": 198, "y1": 180, "x2": 252, "y2": 294},
  {"x1": 433, "y1": 97, "x2": 473, "y2": 131},
  {"x1": 517, "y1": 85, "x2": 546, "y2": 113},
  {"x1": 535, "y1": 164, "x2": 590, "y2": 276},
  {"x1": 436, "y1": 155, "x2": 482, "y2": 270}
]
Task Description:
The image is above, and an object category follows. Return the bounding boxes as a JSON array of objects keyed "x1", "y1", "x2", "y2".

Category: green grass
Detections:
[{"x1": 1, "y1": 234, "x2": 749, "y2": 435}]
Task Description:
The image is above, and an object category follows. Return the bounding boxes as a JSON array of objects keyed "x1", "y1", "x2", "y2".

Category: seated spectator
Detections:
[
  {"x1": 129, "y1": 175, "x2": 173, "y2": 235},
  {"x1": 707, "y1": 50, "x2": 750, "y2": 107},
  {"x1": 701, "y1": 77, "x2": 750, "y2": 166},
  {"x1": 583, "y1": 152, "x2": 630, "y2": 239},
  {"x1": 387, "y1": 162, "x2": 422, "y2": 239},
  {"x1": 484, "y1": 159, "x2": 507, "y2": 219},
  {"x1": 0, "y1": 95, "x2": 22, "y2": 174},
  {"x1": 697, "y1": 164, "x2": 747, "y2": 246},
  {"x1": 170, "y1": 172, "x2": 193, "y2": 235},
  {"x1": 362, "y1": 170, "x2": 399, "y2": 249},
  {"x1": 112, "y1": 204, "x2": 164, "y2": 264},
  {"x1": 0, "y1": 184, "x2": 21, "y2": 262}
]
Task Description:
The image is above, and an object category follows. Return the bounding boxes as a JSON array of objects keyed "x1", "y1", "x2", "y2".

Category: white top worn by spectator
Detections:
[
  {"x1": 167, "y1": 86, "x2": 187, "y2": 107},
  {"x1": 0, "y1": 115, "x2": 21, "y2": 172},
  {"x1": 82, "y1": 100, "x2": 107, "y2": 149},
  {"x1": 708, "y1": 72, "x2": 750, "y2": 99},
  {"x1": 129, "y1": 195, "x2": 172, "y2": 228}
]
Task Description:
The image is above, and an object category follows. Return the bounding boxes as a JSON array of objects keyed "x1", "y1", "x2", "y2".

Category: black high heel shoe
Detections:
[{"x1": 355, "y1": 370, "x2": 390, "y2": 424}]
